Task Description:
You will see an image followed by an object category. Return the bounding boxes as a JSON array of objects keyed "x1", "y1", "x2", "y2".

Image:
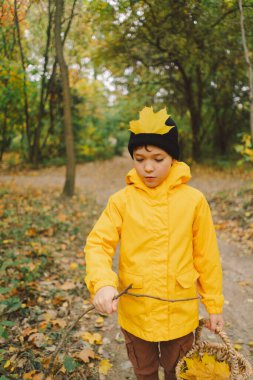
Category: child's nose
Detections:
[{"x1": 144, "y1": 162, "x2": 154, "y2": 172}]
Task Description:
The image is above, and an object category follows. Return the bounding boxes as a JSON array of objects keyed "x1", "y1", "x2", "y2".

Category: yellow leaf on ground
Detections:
[
  {"x1": 95, "y1": 316, "x2": 104, "y2": 328},
  {"x1": 69, "y1": 262, "x2": 78, "y2": 270},
  {"x1": 9, "y1": 346, "x2": 17, "y2": 353},
  {"x1": 99, "y1": 359, "x2": 113, "y2": 375},
  {"x1": 4, "y1": 360, "x2": 11, "y2": 369},
  {"x1": 238, "y1": 280, "x2": 251, "y2": 287},
  {"x1": 23, "y1": 370, "x2": 36, "y2": 379},
  {"x1": 82, "y1": 331, "x2": 102, "y2": 345},
  {"x1": 234, "y1": 344, "x2": 242, "y2": 350}
]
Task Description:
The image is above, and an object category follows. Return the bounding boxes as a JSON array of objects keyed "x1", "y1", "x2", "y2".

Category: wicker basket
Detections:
[{"x1": 176, "y1": 319, "x2": 253, "y2": 380}]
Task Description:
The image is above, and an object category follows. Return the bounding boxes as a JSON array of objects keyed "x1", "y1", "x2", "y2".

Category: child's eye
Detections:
[
  {"x1": 155, "y1": 158, "x2": 164, "y2": 162},
  {"x1": 135, "y1": 158, "x2": 144, "y2": 162}
]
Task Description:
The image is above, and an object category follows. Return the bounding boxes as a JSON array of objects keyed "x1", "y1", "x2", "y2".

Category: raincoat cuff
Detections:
[{"x1": 201, "y1": 295, "x2": 224, "y2": 314}]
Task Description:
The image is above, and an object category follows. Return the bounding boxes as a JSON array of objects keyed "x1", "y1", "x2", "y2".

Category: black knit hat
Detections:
[{"x1": 128, "y1": 116, "x2": 180, "y2": 159}]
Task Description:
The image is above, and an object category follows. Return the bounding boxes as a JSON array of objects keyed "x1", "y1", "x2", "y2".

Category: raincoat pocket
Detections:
[{"x1": 175, "y1": 267, "x2": 199, "y2": 296}]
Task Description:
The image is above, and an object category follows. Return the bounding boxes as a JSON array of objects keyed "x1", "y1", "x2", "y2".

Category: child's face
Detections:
[{"x1": 133, "y1": 145, "x2": 173, "y2": 188}]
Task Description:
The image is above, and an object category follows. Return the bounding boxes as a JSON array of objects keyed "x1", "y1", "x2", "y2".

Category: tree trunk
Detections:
[
  {"x1": 54, "y1": 0, "x2": 75, "y2": 197},
  {"x1": 190, "y1": 110, "x2": 201, "y2": 161},
  {"x1": 176, "y1": 61, "x2": 202, "y2": 161},
  {"x1": 14, "y1": 0, "x2": 32, "y2": 162},
  {"x1": 238, "y1": 0, "x2": 253, "y2": 144},
  {"x1": 32, "y1": 0, "x2": 53, "y2": 165}
]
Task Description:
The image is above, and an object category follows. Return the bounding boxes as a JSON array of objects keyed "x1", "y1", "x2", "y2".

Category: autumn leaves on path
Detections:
[{"x1": 0, "y1": 185, "x2": 121, "y2": 379}]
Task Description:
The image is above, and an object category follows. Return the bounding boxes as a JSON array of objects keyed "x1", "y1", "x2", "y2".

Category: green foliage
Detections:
[
  {"x1": 0, "y1": 321, "x2": 15, "y2": 340},
  {"x1": 234, "y1": 133, "x2": 253, "y2": 165},
  {"x1": 1, "y1": 0, "x2": 253, "y2": 165},
  {"x1": 63, "y1": 356, "x2": 79, "y2": 373}
]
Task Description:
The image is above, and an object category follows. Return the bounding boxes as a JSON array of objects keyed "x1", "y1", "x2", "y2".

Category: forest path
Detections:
[{"x1": 1, "y1": 154, "x2": 253, "y2": 379}]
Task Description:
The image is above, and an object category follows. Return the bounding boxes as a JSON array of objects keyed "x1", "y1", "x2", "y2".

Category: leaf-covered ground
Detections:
[
  {"x1": 210, "y1": 186, "x2": 253, "y2": 256},
  {"x1": 0, "y1": 185, "x2": 113, "y2": 380}
]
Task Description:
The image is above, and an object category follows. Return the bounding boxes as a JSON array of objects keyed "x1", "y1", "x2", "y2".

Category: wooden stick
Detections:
[{"x1": 124, "y1": 292, "x2": 200, "y2": 303}]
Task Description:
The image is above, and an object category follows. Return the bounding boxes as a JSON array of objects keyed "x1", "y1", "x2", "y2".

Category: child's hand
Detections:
[
  {"x1": 93, "y1": 286, "x2": 118, "y2": 314},
  {"x1": 206, "y1": 314, "x2": 224, "y2": 332}
]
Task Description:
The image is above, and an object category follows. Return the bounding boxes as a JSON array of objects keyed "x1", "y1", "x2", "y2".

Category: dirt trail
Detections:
[{"x1": 1, "y1": 154, "x2": 253, "y2": 379}]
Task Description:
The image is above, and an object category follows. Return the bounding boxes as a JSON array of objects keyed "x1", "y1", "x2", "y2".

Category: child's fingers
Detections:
[
  {"x1": 207, "y1": 314, "x2": 224, "y2": 333},
  {"x1": 94, "y1": 296, "x2": 117, "y2": 314},
  {"x1": 93, "y1": 286, "x2": 118, "y2": 314},
  {"x1": 112, "y1": 299, "x2": 118, "y2": 312}
]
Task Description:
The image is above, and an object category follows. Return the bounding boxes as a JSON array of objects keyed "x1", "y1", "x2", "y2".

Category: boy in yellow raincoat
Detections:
[{"x1": 84, "y1": 107, "x2": 224, "y2": 380}]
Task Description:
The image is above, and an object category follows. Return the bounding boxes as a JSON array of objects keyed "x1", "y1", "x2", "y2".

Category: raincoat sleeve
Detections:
[
  {"x1": 84, "y1": 193, "x2": 124, "y2": 296},
  {"x1": 192, "y1": 194, "x2": 224, "y2": 314}
]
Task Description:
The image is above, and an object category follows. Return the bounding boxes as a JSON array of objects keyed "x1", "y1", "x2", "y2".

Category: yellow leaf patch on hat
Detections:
[{"x1": 129, "y1": 106, "x2": 174, "y2": 135}]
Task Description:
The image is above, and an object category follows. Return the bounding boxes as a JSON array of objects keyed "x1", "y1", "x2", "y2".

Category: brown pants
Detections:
[{"x1": 121, "y1": 329, "x2": 194, "y2": 380}]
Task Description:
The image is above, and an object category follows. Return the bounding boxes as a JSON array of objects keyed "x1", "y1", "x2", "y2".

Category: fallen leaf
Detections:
[
  {"x1": 22, "y1": 327, "x2": 38, "y2": 338},
  {"x1": 234, "y1": 344, "x2": 242, "y2": 351},
  {"x1": 82, "y1": 331, "x2": 102, "y2": 345},
  {"x1": 42, "y1": 227, "x2": 55, "y2": 237},
  {"x1": 115, "y1": 331, "x2": 125, "y2": 343},
  {"x1": 57, "y1": 213, "x2": 67, "y2": 222},
  {"x1": 9, "y1": 346, "x2": 17, "y2": 353},
  {"x1": 28, "y1": 332, "x2": 46, "y2": 347},
  {"x1": 34, "y1": 374, "x2": 52, "y2": 380},
  {"x1": 73, "y1": 348, "x2": 95, "y2": 363},
  {"x1": 60, "y1": 281, "x2": 76, "y2": 290},
  {"x1": 23, "y1": 370, "x2": 37, "y2": 379},
  {"x1": 95, "y1": 316, "x2": 104, "y2": 328},
  {"x1": 214, "y1": 222, "x2": 228, "y2": 230},
  {"x1": 51, "y1": 319, "x2": 67, "y2": 328},
  {"x1": 238, "y1": 280, "x2": 251, "y2": 287},
  {"x1": 25, "y1": 227, "x2": 37, "y2": 237},
  {"x1": 99, "y1": 359, "x2": 113, "y2": 375},
  {"x1": 4, "y1": 359, "x2": 11, "y2": 369},
  {"x1": 69, "y1": 262, "x2": 78, "y2": 270}
]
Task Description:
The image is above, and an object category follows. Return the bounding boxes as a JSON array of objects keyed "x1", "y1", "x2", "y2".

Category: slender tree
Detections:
[
  {"x1": 14, "y1": 0, "x2": 32, "y2": 161},
  {"x1": 54, "y1": 0, "x2": 76, "y2": 196},
  {"x1": 238, "y1": 0, "x2": 253, "y2": 144}
]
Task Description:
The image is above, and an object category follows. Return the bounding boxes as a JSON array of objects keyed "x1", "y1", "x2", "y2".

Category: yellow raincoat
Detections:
[{"x1": 84, "y1": 161, "x2": 224, "y2": 342}]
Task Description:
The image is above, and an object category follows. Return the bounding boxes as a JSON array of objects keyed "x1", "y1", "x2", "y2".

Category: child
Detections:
[{"x1": 84, "y1": 106, "x2": 224, "y2": 380}]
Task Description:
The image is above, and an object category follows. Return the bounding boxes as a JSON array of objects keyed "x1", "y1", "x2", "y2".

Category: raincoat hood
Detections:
[{"x1": 125, "y1": 160, "x2": 191, "y2": 193}]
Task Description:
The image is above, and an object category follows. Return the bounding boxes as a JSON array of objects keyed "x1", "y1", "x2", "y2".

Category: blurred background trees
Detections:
[{"x1": 0, "y1": 0, "x2": 253, "y2": 167}]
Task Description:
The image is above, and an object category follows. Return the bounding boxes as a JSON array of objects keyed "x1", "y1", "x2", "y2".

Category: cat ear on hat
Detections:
[{"x1": 165, "y1": 116, "x2": 177, "y2": 128}]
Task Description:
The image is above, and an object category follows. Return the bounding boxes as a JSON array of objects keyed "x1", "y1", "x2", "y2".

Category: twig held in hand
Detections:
[{"x1": 125, "y1": 292, "x2": 200, "y2": 302}]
